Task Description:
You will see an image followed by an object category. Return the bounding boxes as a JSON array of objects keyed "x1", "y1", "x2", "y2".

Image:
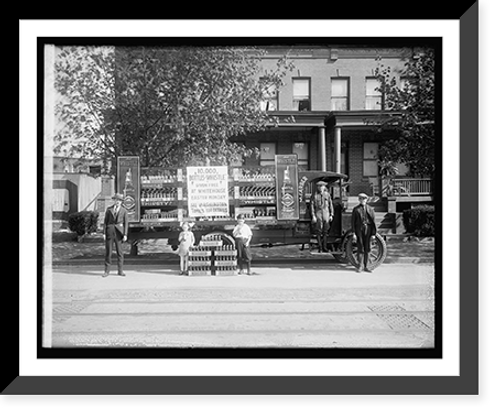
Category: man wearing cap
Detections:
[
  {"x1": 310, "y1": 180, "x2": 334, "y2": 253},
  {"x1": 102, "y1": 193, "x2": 129, "y2": 277},
  {"x1": 351, "y1": 192, "x2": 377, "y2": 272}
]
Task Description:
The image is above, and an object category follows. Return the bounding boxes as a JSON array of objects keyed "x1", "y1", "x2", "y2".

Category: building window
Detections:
[
  {"x1": 331, "y1": 78, "x2": 349, "y2": 111},
  {"x1": 259, "y1": 142, "x2": 276, "y2": 167},
  {"x1": 363, "y1": 142, "x2": 379, "y2": 177},
  {"x1": 293, "y1": 142, "x2": 309, "y2": 170},
  {"x1": 260, "y1": 80, "x2": 278, "y2": 111},
  {"x1": 365, "y1": 77, "x2": 383, "y2": 110},
  {"x1": 292, "y1": 78, "x2": 311, "y2": 111}
]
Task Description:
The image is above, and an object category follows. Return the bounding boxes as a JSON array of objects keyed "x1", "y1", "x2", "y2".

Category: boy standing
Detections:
[{"x1": 232, "y1": 214, "x2": 253, "y2": 275}]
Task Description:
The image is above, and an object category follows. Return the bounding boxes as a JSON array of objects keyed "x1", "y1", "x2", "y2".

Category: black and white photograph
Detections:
[
  {"x1": 41, "y1": 38, "x2": 440, "y2": 356},
  {"x1": 10, "y1": 5, "x2": 493, "y2": 404}
]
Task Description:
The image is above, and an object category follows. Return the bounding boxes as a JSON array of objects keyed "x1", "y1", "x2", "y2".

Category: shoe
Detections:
[
  {"x1": 364, "y1": 268, "x2": 372, "y2": 273},
  {"x1": 102, "y1": 271, "x2": 109, "y2": 278},
  {"x1": 238, "y1": 269, "x2": 243, "y2": 275},
  {"x1": 117, "y1": 272, "x2": 126, "y2": 277}
]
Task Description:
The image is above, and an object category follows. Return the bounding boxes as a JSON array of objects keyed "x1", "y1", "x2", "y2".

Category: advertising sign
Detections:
[
  {"x1": 186, "y1": 166, "x2": 229, "y2": 217},
  {"x1": 275, "y1": 154, "x2": 299, "y2": 220},
  {"x1": 117, "y1": 156, "x2": 140, "y2": 222}
]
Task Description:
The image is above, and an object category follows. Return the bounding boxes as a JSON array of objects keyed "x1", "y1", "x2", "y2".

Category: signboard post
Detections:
[
  {"x1": 186, "y1": 166, "x2": 229, "y2": 218},
  {"x1": 117, "y1": 156, "x2": 140, "y2": 222},
  {"x1": 275, "y1": 154, "x2": 299, "y2": 220}
]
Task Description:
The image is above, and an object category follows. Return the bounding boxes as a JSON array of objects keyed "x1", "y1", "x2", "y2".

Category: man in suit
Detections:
[
  {"x1": 351, "y1": 192, "x2": 377, "y2": 273},
  {"x1": 102, "y1": 193, "x2": 129, "y2": 277},
  {"x1": 310, "y1": 180, "x2": 334, "y2": 253}
]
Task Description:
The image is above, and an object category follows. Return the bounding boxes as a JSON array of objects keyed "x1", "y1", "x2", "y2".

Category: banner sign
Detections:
[
  {"x1": 275, "y1": 154, "x2": 299, "y2": 220},
  {"x1": 186, "y1": 166, "x2": 229, "y2": 217},
  {"x1": 117, "y1": 156, "x2": 141, "y2": 222}
]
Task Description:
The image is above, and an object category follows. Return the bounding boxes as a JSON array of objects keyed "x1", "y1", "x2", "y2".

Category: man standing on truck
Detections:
[
  {"x1": 351, "y1": 192, "x2": 377, "y2": 273},
  {"x1": 310, "y1": 180, "x2": 334, "y2": 253}
]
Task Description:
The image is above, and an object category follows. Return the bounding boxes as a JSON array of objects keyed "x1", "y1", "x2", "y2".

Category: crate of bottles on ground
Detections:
[{"x1": 187, "y1": 235, "x2": 238, "y2": 276}]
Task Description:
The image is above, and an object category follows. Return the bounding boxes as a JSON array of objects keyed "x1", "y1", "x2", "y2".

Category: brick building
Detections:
[{"x1": 233, "y1": 45, "x2": 433, "y2": 211}]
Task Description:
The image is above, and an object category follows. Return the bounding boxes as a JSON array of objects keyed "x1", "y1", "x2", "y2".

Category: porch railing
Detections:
[{"x1": 391, "y1": 178, "x2": 432, "y2": 196}]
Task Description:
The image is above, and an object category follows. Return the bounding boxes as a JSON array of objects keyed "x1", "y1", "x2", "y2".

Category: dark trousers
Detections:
[
  {"x1": 104, "y1": 226, "x2": 124, "y2": 272},
  {"x1": 235, "y1": 238, "x2": 251, "y2": 270},
  {"x1": 314, "y1": 218, "x2": 330, "y2": 238},
  {"x1": 314, "y1": 218, "x2": 330, "y2": 250},
  {"x1": 356, "y1": 225, "x2": 374, "y2": 268}
]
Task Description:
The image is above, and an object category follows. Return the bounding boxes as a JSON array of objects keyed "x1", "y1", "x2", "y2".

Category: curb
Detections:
[{"x1": 52, "y1": 256, "x2": 434, "y2": 267}]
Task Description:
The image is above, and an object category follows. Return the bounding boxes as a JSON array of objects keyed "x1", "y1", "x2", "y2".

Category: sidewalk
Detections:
[{"x1": 50, "y1": 232, "x2": 435, "y2": 266}]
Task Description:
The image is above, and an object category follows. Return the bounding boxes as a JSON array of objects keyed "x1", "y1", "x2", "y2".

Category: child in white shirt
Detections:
[
  {"x1": 232, "y1": 214, "x2": 253, "y2": 275},
  {"x1": 178, "y1": 221, "x2": 195, "y2": 275}
]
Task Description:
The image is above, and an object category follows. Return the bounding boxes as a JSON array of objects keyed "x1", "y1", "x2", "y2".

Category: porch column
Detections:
[
  {"x1": 318, "y1": 126, "x2": 326, "y2": 171},
  {"x1": 334, "y1": 126, "x2": 341, "y2": 174}
]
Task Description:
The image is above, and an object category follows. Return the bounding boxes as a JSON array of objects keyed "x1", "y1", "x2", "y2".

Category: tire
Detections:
[
  {"x1": 331, "y1": 237, "x2": 349, "y2": 263},
  {"x1": 345, "y1": 232, "x2": 387, "y2": 271}
]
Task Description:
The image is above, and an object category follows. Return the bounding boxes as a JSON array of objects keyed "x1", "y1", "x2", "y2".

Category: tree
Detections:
[
  {"x1": 54, "y1": 45, "x2": 293, "y2": 171},
  {"x1": 374, "y1": 48, "x2": 436, "y2": 182},
  {"x1": 54, "y1": 46, "x2": 116, "y2": 165}
]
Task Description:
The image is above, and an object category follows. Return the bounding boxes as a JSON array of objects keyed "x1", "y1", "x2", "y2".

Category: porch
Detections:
[{"x1": 390, "y1": 178, "x2": 433, "y2": 198}]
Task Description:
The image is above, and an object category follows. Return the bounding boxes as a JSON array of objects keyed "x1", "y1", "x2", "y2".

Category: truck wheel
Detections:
[
  {"x1": 332, "y1": 252, "x2": 348, "y2": 263},
  {"x1": 345, "y1": 233, "x2": 387, "y2": 271},
  {"x1": 331, "y1": 240, "x2": 349, "y2": 263}
]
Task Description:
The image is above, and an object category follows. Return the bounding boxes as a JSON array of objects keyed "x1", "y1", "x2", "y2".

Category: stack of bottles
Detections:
[
  {"x1": 140, "y1": 188, "x2": 178, "y2": 204},
  {"x1": 213, "y1": 245, "x2": 238, "y2": 276},
  {"x1": 239, "y1": 186, "x2": 276, "y2": 200},
  {"x1": 187, "y1": 238, "x2": 237, "y2": 276},
  {"x1": 140, "y1": 172, "x2": 177, "y2": 184},
  {"x1": 198, "y1": 234, "x2": 223, "y2": 247},
  {"x1": 235, "y1": 206, "x2": 277, "y2": 220},
  {"x1": 187, "y1": 246, "x2": 212, "y2": 276},
  {"x1": 142, "y1": 209, "x2": 178, "y2": 222},
  {"x1": 234, "y1": 168, "x2": 276, "y2": 182}
]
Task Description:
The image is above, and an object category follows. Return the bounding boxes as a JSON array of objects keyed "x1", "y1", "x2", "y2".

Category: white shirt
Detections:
[{"x1": 233, "y1": 223, "x2": 253, "y2": 239}]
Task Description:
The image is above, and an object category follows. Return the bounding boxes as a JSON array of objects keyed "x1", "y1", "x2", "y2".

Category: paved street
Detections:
[{"x1": 44, "y1": 261, "x2": 435, "y2": 349}]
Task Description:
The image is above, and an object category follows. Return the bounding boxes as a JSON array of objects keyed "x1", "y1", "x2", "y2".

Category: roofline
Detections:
[{"x1": 264, "y1": 110, "x2": 404, "y2": 128}]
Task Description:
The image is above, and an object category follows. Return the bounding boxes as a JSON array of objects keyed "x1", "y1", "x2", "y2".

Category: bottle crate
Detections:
[
  {"x1": 187, "y1": 269, "x2": 212, "y2": 276},
  {"x1": 213, "y1": 260, "x2": 237, "y2": 267},
  {"x1": 214, "y1": 269, "x2": 237, "y2": 276}
]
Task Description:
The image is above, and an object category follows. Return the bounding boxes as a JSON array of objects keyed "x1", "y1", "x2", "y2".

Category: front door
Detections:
[{"x1": 363, "y1": 142, "x2": 380, "y2": 197}]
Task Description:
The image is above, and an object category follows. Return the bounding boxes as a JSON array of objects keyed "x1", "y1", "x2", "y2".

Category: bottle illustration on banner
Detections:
[
  {"x1": 123, "y1": 168, "x2": 136, "y2": 215},
  {"x1": 280, "y1": 165, "x2": 295, "y2": 214}
]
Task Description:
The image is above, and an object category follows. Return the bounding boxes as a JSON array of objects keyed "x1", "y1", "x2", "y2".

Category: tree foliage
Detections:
[
  {"x1": 54, "y1": 45, "x2": 293, "y2": 171},
  {"x1": 374, "y1": 48, "x2": 436, "y2": 179},
  {"x1": 54, "y1": 46, "x2": 116, "y2": 162}
]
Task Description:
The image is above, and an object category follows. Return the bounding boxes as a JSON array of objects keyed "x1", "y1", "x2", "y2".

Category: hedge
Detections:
[
  {"x1": 402, "y1": 205, "x2": 435, "y2": 236},
  {"x1": 68, "y1": 211, "x2": 99, "y2": 237}
]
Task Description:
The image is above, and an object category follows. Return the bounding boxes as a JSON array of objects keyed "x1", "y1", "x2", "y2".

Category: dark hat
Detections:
[
  {"x1": 112, "y1": 193, "x2": 124, "y2": 201},
  {"x1": 316, "y1": 180, "x2": 328, "y2": 186},
  {"x1": 358, "y1": 192, "x2": 369, "y2": 199}
]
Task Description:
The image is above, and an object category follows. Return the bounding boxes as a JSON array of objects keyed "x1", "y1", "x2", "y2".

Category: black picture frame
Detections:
[{"x1": 6, "y1": 6, "x2": 479, "y2": 395}]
